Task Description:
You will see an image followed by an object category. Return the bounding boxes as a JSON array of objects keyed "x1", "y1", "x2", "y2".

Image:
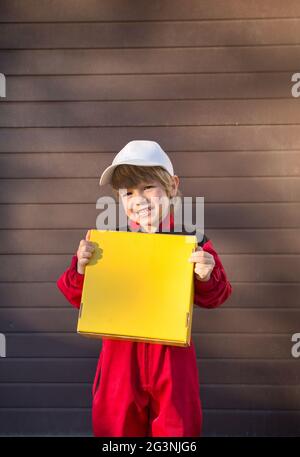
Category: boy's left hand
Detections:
[{"x1": 189, "y1": 247, "x2": 215, "y2": 281}]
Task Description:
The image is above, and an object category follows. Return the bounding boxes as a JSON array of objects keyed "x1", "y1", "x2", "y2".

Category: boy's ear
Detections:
[{"x1": 171, "y1": 175, "x2": 180, "y2": 196}]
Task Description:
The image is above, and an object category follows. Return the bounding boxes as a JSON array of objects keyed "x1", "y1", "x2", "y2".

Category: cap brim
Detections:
[
  {"x1": 99, "y1": 164, "x2": 118, "y2": 186},
  {"x1": 99, "y1": 159, "x2": 170, "y2": 186}
]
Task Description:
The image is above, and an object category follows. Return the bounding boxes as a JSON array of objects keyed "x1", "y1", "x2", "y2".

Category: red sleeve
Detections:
[
  {"x1": 56, "y1": 255, "x2": 85, "y2": 309},
  {"x1": 193, "y1": 239, "x2": 232, "y2": 309}
]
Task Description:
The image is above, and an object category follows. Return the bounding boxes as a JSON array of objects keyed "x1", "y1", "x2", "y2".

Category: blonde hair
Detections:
[{"x1": 111, "y1": 164, "x2": 182, "y2": 199}]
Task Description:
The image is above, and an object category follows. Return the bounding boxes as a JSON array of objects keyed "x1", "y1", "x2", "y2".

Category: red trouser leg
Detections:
[
  {"x1": 148, "y1": 341, "x2": 203, "y2": 437},
  {"x1": 92, "y1": 342, "x2": 151, "y2": 437},
  {"x1": 92, "y1": 389, "x2": 150, "y2": 437}
]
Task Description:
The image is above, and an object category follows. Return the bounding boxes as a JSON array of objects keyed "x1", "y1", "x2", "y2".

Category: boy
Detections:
[{"x1": 57, "y1": 140, "x2": 232, "y2": 437}]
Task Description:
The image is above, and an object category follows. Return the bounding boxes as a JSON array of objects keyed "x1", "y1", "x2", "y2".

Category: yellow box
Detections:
[{"x1": 77, "y1": 229, "x2": 198, "y2": 347}]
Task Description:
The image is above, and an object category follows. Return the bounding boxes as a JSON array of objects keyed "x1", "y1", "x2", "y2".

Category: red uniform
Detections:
[{"x1": 57, "y1": 213, "x2": 232, "y2": 437}]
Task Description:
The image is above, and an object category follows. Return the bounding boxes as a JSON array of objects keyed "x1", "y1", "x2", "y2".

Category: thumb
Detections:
[
  {"x1": 85, "y1": 229, "x2": 91, "y2": 241},
  {"x1": 192, "y1": 246, "x2": 202, "y2": 253}
]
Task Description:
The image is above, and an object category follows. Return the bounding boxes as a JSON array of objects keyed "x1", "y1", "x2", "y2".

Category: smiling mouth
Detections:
[{"x1": 137, "y1": 207, "x2": 152, "y2": 217}]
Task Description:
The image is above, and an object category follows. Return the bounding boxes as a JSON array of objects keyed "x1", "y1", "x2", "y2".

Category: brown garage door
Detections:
[{"x1": 0, "y1": 0, "x2": 299, "y2": 436}]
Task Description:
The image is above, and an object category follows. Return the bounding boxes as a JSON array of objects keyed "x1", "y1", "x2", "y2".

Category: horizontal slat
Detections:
[
  {"x1": 1, "y1": 359, "x2": 299, "y2": 385},
  {"x1": 0, "y1": 178, "x2": 299, "y2": 203},
  {"x1": 0, "y1": 283, "x2": 68, "y2": 308},
  {"x1": 0, "y1": 151, "x2": 298, "y2": 177},
  {"x1": 0, "y1": 409, "x2": 92, "y2": 436},
  {"x1": 1, "y1": 308, "x2": 300, "y2": 334},
  {"x1": 0, "y1": 253, "x2": 299, "y2": 282},
  {"x1": 3, "y1": 333, "x2": 296, "y2": 359},
  {"x1": 0, "y1": 384, "x2": 299, "y2": 411},
  {"x1": 0, "y1": 203, "x2": 298, "y2": 229},
  {"x1": 2, "y1": 47, "x2": 300, "y2": 75},
  {"x1": 224, "y1": 283, "x2": 300, "y2": 308},
  {"x1": 208, "y1": 229, "x2": 300, "y2": 253},
  {"x1": 2, "y1": 20, "x2": 300, "y2": 48},
  {"x1": 0, "y1": 229, "x2": 299, "y2": 254},
  {"x1": 0, "y1": 359, "x2": 98, "y2": 383},
  {"x1": 5, "y1": 333, "x2": 102, "y2": 358},
  {"x1": 202, "y1": 410, "x2": 300, "y2": 437},
  {"x1": 194, "y1": 309, "x2": 300, "y2": 334},
  {"x1": 2, "y1": 101, "x2": 300, "y2": 128},
  {"x1": 4, "y1": 74, "x2": 295, "y2": 101},
  {"x1": 202, "y1": 386, "x2": 300, "y2": 410},
  {"x1": 1, "y1": 282, "x2": 299, "y2": 309},
  {"x1": 201, "y1": 360, "x2": 300, "y2": 385},
  {"x1": 1, "y1": 0, "x2": 300, "y2": 22},
  {"x1": 194, "y1": 334, "x2": 297, "y2": 359},
  {"x1": 2, "y1": 126, "x2": 300, "y2": 152},
  {"x1": 0, "y1": 384, "x2": 92, "y2": 408}
]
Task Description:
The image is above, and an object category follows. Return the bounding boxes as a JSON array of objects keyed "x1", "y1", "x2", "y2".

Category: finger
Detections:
[
  {"x1": 195, "y1": 263, "x2": 212, "y2": 273},
  {"x1": 82, "y1": 244, "x2": 95, "y2": 253},
  {"x1": 86, "y1": 230, "x2": 91, "y2": 241},
  {"x1": 80, "y1": 251, "x2": 93, "y2": 259},
  {"x1": 78, "y1": 258, "x2": 90, "y2": 266},
  {"x1": 79, "y1": 240, "x2": 94, "y2": 250},
  {"x1": 195, "y1": 265, "x2": 212, "y2": 277},
  {"x1": 189, "y1": 254, "x2": 213, "y2": 263},
  {"x1": 193, "y1": 258, "x2": 215, "y2": 266},
  {"x1": 190, "y1": 250, "x2": 211, "y2": 258}
]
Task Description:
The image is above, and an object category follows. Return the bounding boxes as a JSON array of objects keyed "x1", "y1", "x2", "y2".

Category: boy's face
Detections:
[{"x1": 118, "y1": 177, "x2": 179, "y2": 232}]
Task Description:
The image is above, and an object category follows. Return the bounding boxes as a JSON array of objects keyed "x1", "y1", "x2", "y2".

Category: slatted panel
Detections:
[
  {"x1": 0, "y1": 152, "x2": 298, "y2": 177},
  {"x1": 1, "y1": 359, "x2": 299, "y2": 384},
  {"x1": 2, "y1": 101, "x2": 300, "y2": 127},
  {"x1": 3, "y1": 74, "x2": 296, "y2": 101},
  {"x1": 2, "y1": 126, "x2": 300, "y2": 152},
  {"x1": 0, "y1": 203, "x2": 299, "y2": 229},
  {"x1": 1, "y1": 334, "x2": 296, "y2": 359},
  {"x1": 1, "y1": 384, "x2": 300, "y2": 410},
  {"x1": 2, "y1": 48, "x2": 300, "y2": 75},
  {"x1": 0, "y1": 0, "x2": 299, "y2": 438},
  {"x1": 0, "y1": 178, "x2": 299, "y2": 203},
  {"x1": 1, "y1": 20, "x2": 300, "y2": 48},
  {"x1": 1, "y1": 282, "x2": 300, "y2": 308},
  {"x1": 1, "y1": 308, "x2": 300, "y2": 334},
  {"x1": 1, "y1": 228, "x2": 300, "y2": 254},
  {"x1": 1, "y1": 0, "x2": 300, "y2": 21},
  {"x1": 1, "y1": 254, "x2": 300, "y2": 282}
]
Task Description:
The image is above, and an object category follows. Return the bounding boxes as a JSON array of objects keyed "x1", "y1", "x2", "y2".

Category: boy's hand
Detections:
[
  {"x1": 76, "y1": 230, "x2": 95, "y2": 275},
  {"x1": 189, "y1": 246, "x2": 215, "y2": 282}
]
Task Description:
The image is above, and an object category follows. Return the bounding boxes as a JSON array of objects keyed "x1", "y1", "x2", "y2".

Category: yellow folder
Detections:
[{"x1": 77, "y1": 229, "x2": 198, "y2": 347}]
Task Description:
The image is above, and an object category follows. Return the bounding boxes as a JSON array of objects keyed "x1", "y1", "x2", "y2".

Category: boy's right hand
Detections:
[{"x1": 76, "y1": 230, "x2": 95, "y2": 275}]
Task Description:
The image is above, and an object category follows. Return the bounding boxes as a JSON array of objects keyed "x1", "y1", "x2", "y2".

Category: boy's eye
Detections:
[{"x1": 122, "y1": 185, "x2": 154, "y2": 196}]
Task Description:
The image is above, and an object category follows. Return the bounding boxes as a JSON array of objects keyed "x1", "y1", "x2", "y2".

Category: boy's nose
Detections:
[{"x1": 133, "y1": 197, "x2": 151, "y2": 211}]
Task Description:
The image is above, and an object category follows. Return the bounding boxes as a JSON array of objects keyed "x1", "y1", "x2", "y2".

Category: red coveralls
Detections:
[{"x1": 57, "y1": 213, "x2": 232, "y2": 437}]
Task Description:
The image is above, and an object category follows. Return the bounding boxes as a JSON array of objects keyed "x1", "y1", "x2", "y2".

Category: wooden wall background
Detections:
[{"x1": 0, "y1": 0, "x2": 299, "y2": 436}]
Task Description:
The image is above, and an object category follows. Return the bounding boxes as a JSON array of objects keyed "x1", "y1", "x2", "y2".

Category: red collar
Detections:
[{"x1": 129, "y1": 210, "x2": 175, "y2": 233}]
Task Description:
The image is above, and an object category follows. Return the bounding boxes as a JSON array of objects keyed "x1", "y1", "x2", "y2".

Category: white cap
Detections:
[{"x1": 99, "y1": 140, "x2": 174, "y2": 186}]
